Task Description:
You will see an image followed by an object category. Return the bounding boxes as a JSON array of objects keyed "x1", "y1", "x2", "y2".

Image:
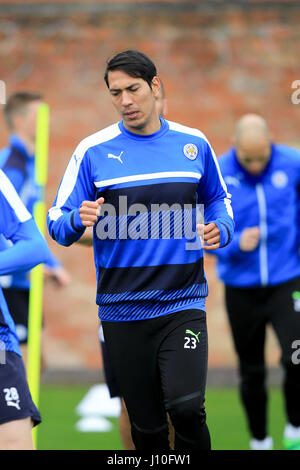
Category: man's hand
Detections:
[
  {"x1": 44, "y1": 265, "x2": 71, "y2": 287},
  {"x1": 239, "y1": 226, "x2": 260, "y2": 251},
  {"x1": 197, "y1": 223, "x2": 220, "y2": 250},
  {"x1": 79, "y1": 197, "x2": 105, "y2": 227}
]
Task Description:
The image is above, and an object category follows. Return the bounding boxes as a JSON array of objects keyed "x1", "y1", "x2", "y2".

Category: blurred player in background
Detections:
[
  {"x1": 0, "y1": 169, "x2": 50, "y2": 449},
  {"x1": 0, "y1": 92, "x2": 71, "y2": 365},
  {"x1": 47, "y1": 50, "x2": 234, "y2": 451},
  {"x1": 213, "y1": 114, "x2": 300, "y2": 450}
]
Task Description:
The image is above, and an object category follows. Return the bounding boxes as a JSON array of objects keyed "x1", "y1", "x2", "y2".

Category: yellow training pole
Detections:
[{"x1": 27, "y1": 103, "x2": 49, "y2": 448}]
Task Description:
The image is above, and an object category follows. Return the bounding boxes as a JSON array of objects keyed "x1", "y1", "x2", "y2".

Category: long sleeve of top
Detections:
[
  {"x1": 3, "y1": 165, "x2": 60, "y2": 268},
  {"x1": 0, "y1": 137, "x2": 61, "y2": 290},
  {"x1": 0, "y1": 170, "x2": 50, "y2": 273},
  {"x1": 47, "y1": 153, "x2": 93, "y2": 247},
  {"x1": 48, "y1": 118, "x2": 234, "y2": 321},
  {"x1": 0, "y1": 219, "x2": 50, "y2": 275},
  {"x1": 196, "y1": 139, "x2": 234, "y2": 247}
]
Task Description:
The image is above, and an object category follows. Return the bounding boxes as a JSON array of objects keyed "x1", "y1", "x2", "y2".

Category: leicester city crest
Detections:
[
  {"x1": 183, "y1": 143, "x2": 198, "y2": 160},
  {"x1": 271, "y1": 170, "x2": 288, "y2": 189}
]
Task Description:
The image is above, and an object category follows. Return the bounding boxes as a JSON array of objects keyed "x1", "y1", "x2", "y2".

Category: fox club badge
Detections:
[
  {"x1": 271, "y1": 170, "x2": 288, "y2": 188},
  {"x1": 183, "y1": 143, "x2": 198, "y2": 160}
]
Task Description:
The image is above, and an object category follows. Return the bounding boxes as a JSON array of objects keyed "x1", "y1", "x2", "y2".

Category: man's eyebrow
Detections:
[{"x1": 109, "y1": 83, "x2": 140, "y2": 93}]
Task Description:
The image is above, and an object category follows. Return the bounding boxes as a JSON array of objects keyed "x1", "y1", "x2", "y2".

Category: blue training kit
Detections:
[
  {"x1": 0, "y1": 170, "x2": 49, "y2": 354},
  {"x1": 214, "y1": 144, "x2": 300, "y2": 287},
  {"x1": 0, "y1": 135, "x2": 60, "y2": 290},
  {"x1": 47, "y1": 118, "x2": 234, "y2": 321}
]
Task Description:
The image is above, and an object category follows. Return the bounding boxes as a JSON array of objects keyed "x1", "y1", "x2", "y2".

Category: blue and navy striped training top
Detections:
[{"x1": 47, "y1": 118, "x2": 234, "y2": 321}]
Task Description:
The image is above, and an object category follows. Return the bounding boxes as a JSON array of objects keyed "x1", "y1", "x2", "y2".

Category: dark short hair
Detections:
[
  {"x1": 104, "y1": 50, "x2": 157, "y2": 89},
  {"x1": 4, "y1": 91, "x2": 43, "y2": 129}
]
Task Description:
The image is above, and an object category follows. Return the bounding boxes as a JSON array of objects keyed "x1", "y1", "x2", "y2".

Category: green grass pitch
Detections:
[{"x1": 37, "y1": 385, "x2": 286, "y2": 450}]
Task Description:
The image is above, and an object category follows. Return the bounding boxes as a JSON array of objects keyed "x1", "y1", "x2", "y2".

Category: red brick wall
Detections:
[{"x1": 0, "y1": 1, "x2": 299, "y2": 370}]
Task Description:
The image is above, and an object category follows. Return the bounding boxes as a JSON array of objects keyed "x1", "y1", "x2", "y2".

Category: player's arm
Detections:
[
  {"x1": 75, "y1": 226, "x2": 93, "y2": 246},
  {"x1": 3, "y1": 161, "x2": 71, "y2": 283},
  {"x1": 0, "y1": 219, "x2": 50, "y2": 275},
  {"x1": 0, "y1": 171, "x2": 50, "y2": 275},
  {"x1": 47, "y1": 149, "x2": 103, "y2": 246},
  {"x1": 197, "y1": 140, "x2": 234, "y2": 250},
  {"x1": 294, "y1": 150, "x2": 300, "y2": 248}
]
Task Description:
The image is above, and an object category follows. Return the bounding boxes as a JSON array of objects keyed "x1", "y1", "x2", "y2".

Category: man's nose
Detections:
[{"x1": 121, "y1": 91, "x2": 133, "y2": 107}]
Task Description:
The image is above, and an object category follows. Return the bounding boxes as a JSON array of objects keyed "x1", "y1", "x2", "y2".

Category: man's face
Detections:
[
  {"x1": 107, "y1": 70, "x2": 160, "y2": 134},
  {"x1": 13, "y1": 101, "x2": 42, "y2": 142},
  {"x1": 236, "y1": 135, "x2": 271, "y2": 175}
]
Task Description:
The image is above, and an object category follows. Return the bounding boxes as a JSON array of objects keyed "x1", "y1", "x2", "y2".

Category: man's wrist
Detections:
[{"x1": 70, "y1": 209, "x2": 85, "y2": 233}]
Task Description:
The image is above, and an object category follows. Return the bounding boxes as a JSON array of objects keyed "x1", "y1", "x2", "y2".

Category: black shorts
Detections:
[
  {"x1": 99, "y1": 334, "x2": 121, "y2": 398},
  {"x1": 102, "y1": 308, "x2": 208, "y2": 432},
  {"x1": 2, "y1": 288, "x2": 29, "y2": 344},
  {"x1": 0, "y1": 350, "x2": 41, "y2": 426},
  {"x1": 225, "y1": 275, "x2": 300, "y2": 367},
  {"x1": 2, "y1": 288, "x2": 44, "y2": 345},
  {"x1": 98, "y1": 324, "x2": 121, "y2": 398}
]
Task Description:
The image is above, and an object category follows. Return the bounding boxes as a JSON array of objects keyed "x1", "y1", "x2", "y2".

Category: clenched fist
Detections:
[
  {"x1": 197, "y1": 223, "x2": 221, "y2": 250},
  {"x1": 79, "y1": 197, "x2": 105, "y2": 227}
]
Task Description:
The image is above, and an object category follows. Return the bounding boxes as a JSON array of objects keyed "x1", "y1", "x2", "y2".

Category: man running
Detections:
[{"x1": 47, "y1": 50, "x2": 234, "y2": 450}]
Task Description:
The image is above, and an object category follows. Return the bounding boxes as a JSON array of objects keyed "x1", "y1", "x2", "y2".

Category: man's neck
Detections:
[{"x1": 12, "y1": 132, "x2": 35, "y2": 156}]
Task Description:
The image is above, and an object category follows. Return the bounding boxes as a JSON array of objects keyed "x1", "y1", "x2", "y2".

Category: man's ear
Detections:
[{"x1": 151, "y1": 76, "x2": 161, "y2": 98}]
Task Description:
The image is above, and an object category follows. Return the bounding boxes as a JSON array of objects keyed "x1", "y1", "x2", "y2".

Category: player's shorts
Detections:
[
  {"x1": 0, "y1": 350, "x2": 41, "y2": 426},
  {"x1": 2, "y1": 288, "x2": 29, "y2": 344},
  {"x1": 225, "y1": 275, "x2": 300, "y2": 366},
  {"x1": 2, "y1": 288, "x2": 44, "y2": 345},
  {"x1": 98, "y1": 324, "x2": 121, "y2": 398},
  {"x1": 102, "y1": 308, "x2": 208, "y2": 434}
]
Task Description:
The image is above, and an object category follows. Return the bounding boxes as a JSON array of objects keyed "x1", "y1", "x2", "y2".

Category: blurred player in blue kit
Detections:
[
  {"x1": 0, "y1": 169, "x2": 50, "y2": 449},
  {"x1": 213, "y1": 114, "x2": 300, "y2": 450},
  {"x1": 0, "y1": 92, "x2": 71, "y2": 365}
]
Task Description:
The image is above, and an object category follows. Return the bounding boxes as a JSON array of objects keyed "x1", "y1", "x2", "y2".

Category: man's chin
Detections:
[{"x1": 124, "y1": 119, "x2": 146, "y2": 132}]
